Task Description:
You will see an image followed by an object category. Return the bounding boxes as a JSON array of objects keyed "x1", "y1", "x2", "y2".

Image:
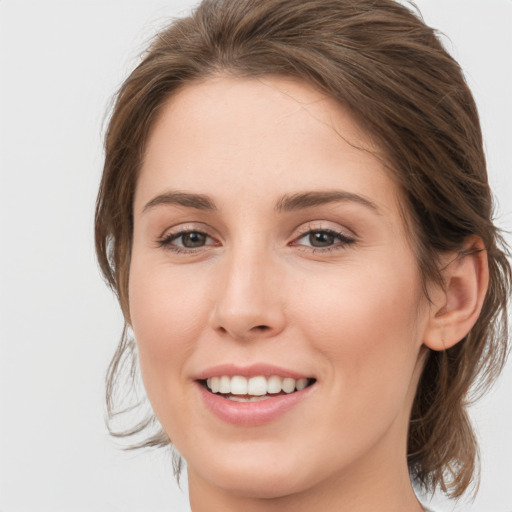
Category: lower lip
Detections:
[{"x1": 196, "y1": 382, "x2": 314, "y2": 426}]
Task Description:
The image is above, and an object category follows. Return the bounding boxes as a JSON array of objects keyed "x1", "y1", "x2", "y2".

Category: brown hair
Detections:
[{"x1": 95, "y1": 0, "x2": 511, "y2": 497}]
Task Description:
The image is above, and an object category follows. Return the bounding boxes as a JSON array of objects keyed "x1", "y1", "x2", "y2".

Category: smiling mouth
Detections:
[{"x1": 201, "y1": 375, "x2": 316, "y2": 402}]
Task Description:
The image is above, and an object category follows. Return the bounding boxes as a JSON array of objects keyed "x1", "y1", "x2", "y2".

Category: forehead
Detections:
[{"x1": 136, "y1": 75, "x2": 399, "y2": 217}]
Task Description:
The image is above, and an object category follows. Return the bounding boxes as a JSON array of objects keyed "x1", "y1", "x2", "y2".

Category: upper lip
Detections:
[{"x1": 194, "y1": 363, "x2": 314, "y2": 381}]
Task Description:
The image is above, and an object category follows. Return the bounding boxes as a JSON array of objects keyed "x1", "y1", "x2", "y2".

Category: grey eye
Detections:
[
  {"x1": 293, "y1": 228, "x2": 355, "y2": 251},
  {"x1": 179, "y1": 232, "x2": 208, "y2": 248},
  {"x1": 308, "y1": 231, "x2": 336, "y2": 247}
]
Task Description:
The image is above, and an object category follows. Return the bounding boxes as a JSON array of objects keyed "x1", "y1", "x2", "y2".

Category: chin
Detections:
[
  {"x1": 188, "y1": 448, "x2": 317, "y2": 500},
  {"x1": 210, "y1": 471, "x2": 309, "y2": 500}
]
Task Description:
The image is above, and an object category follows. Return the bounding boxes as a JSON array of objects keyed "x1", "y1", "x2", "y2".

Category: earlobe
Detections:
[{"x1": 423, "y1": 237, "x2": 489, "y2": 351}]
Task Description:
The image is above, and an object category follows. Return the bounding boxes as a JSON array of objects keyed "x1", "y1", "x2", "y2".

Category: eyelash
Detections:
[
  {"x1": 291, "y1": 228, "x2": 355, "y2": 253},
  {"x1": 156, "y1": 230, "x2": 217, "y2": 254},
  {"x1": 156, "y1": 227, "x2": 355, "y2": 254}
]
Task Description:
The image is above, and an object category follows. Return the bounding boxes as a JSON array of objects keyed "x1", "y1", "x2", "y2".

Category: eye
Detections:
[
  {"x1": 157, "y1": 230, "x2": 217, "y2": 252},
  {"x1": 175, "y1": 231, "x2": 209, "y2": 248},
  {"x1": 305, "y1": 231, "x2": 337, "y2": 248},
  {"x1": 292, "y1": 228, "x2": 355, "y2": 251}
]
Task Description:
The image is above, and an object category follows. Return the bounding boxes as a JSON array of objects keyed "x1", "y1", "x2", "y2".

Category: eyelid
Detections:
[
  {"x1": 289, "y1": 222, "x2": 357, "y2": 251},
  {"x1": 154, "y1": 221, "x2": 356, "y2": 253},
  {"x1": 158, "y1": 221, "x2": 213, "y2": 238},
  {"x1": 156, "y1": 223, "x2": 220, "y2": 253},
  {"x1": 293, "y1": 221, "x2": 356, "y2": 240}
]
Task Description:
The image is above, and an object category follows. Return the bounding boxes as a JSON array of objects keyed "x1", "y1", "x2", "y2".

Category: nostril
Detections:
[{"x1": 254, "y1": 325, "x2": 270, "y2": 331}]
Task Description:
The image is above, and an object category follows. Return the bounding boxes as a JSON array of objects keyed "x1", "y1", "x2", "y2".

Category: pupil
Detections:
[
  {"x1": 183, "y1": 232, "x2": 206, "y2": 247},
  {"x1": 310, "y1": 231, "x2": 334, "y2": 247}
]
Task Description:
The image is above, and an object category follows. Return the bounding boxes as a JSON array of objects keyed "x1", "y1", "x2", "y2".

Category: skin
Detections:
[{"x1": 128, "y1": 76, "x2": 486, "y2": 511}]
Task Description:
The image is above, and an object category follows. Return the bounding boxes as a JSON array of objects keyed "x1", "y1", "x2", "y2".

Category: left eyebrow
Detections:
[{"x1": 274, "y1": 191, "x2": 381, "y2": 214}]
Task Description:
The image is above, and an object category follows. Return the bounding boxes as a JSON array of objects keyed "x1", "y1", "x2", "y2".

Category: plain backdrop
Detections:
[{"x1": 0, "y1": 1, "x2": 511, "y2": 511}]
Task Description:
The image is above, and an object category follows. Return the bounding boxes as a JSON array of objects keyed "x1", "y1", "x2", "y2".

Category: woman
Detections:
[{"x1": 95, "y1": 0, "x2": 511, "y2": 510}]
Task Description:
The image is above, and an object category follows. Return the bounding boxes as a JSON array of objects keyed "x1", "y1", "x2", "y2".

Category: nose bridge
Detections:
[{"x1": 210, "y1": 239, "x2": 285, "y2": 340}]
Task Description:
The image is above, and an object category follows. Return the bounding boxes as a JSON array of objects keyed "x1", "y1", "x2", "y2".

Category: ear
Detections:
[{"x1": 423, "y1": 236, "x2": 489, "y2": 351}]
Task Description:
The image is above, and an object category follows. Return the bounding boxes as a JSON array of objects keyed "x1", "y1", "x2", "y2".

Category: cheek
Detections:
[
  {"x1": 128, "y1": 257, "x2": 209, "y2": 394},
  {"x1": 295, "y1": 254, "x2": 424, "y2": 393},
  {"x1": 286, "y1": 256, "x2": 426, "y2": 467}
]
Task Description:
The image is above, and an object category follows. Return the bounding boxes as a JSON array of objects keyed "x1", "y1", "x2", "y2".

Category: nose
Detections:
[{"x1": 209, "y1": 247, "x2": 286, "y2": 342}]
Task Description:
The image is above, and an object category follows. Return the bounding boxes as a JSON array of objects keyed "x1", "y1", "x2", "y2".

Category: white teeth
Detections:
[
  {"x1": 230, "y1": 376, "x2": 248, "y2": 395},
  {"x1": 227, "y1": 395, "x2": 272, "y2": 402},
  {"x1": 296, "y1": 378, "x2": 308, "y2": 391},
  {"x1": 209, "y1": 377, "x2": 220, "y2": 393},
  {"x1": 267, "y1": 375, "x2": 282, "y2": 394},
  {"x1": 205, "y1": 375, "x2": 312, "y2": 396},
  {"x1": 219, "y1": 376, "x2": 231, "y2": 394},
  {"x1": 248, "y1": 376, "x2": 267, "y2": 396},
  {"x1": 282, "y1": 378, "x2": 296, "y2": 394}
]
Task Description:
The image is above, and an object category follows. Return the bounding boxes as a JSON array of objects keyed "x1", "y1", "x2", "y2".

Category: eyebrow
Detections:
[
  {"x1": 274, "y1": 191, "x2": 380, "y2": 214},
  {"x1": 142, "y1": 189, "x2": 380, "y2": 215},
  {"x1": 143, "y1": 191, "x2": 217, "y2": 213}
]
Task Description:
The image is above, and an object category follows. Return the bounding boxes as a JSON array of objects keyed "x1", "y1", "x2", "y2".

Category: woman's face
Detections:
[{"x1": 130, "y1": 76, "x2": 431, "y2": 500}]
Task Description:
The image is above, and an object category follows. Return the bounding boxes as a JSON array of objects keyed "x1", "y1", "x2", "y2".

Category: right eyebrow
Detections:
[{"x1": 142, "y1": 191, "x2": 218, "y2": 213}]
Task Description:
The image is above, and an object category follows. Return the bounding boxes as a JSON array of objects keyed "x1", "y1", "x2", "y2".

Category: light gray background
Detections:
[{"x1": 0, "y1": 1, "x2": 511, "y2": 511}]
